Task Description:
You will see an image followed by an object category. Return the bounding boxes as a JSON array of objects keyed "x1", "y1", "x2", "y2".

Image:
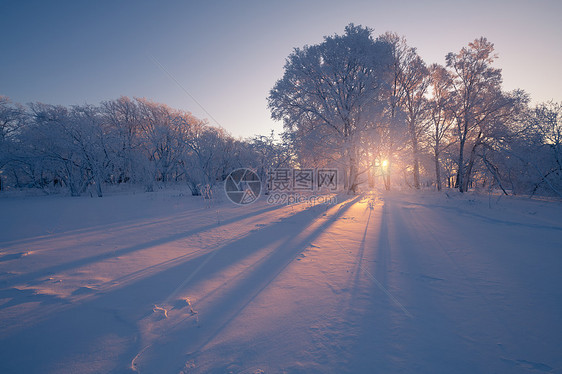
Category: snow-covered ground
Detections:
[{"x1": 0, "y1": 189, "x2": 561, "y2": 373}]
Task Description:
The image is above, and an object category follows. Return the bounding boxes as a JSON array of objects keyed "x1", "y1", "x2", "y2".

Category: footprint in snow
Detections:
[
  {"x1": 173, "y1": 298, "x2": 198, "y2": 315},
  {"x1": 152, "y1": 305, "x2": 168, "y2": 319},
  {"x1": 171, "y1": 298, "x2": 199, "y2": 325}
]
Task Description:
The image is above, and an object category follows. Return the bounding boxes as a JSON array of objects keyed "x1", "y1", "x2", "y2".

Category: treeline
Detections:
[
  {"x1": 2, "y1": 25, "x2": 561, "y2": 198},
  {"x1": 0, "y1": 96, "x2": 289, "y2": 196},
  {"x1": 269, "y1": 24, "x2": 562, "y2": 196}
]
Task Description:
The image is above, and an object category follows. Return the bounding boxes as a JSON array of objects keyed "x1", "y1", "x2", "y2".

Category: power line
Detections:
[{"x1": 148, "y1": 54, "x2": 223, "y2": 127}]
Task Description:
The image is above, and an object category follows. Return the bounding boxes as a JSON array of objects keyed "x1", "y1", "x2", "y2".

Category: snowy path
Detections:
[{"x1": 0, "y1": 191, "x2": 561, "y2": 373}]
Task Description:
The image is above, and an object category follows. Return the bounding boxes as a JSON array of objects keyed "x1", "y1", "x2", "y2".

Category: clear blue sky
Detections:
[{"x1": 1, "y1": 0, "x2": 560, "y2": 138}]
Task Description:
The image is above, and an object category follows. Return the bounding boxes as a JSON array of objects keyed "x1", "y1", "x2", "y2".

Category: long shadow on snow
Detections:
[
  {"x1": 338, "y1": 199, "x2": 408, "y2": 372},
  {"x1": 0, "y1": 197, "x2": 358, "y2": 373},
  {"x1": 134, "y1": 196, "x2": 362, "y2": 372},
  {"x1": 401, "y1": 200, "x2": 562, "y2": 232},
  {"x1": 0, "y1": 197, "x2": 282, "y2": 247},
  {"x1": 1, "y1": 201, "x2": 290, "y2": 288},
  {"x1": 348, "y1": 197, "x2": 491, "y2": 373}
]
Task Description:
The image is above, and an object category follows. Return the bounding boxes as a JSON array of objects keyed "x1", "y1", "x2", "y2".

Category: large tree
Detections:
[
  {"x1": 378, "y1": 33, "x2": 430, "y2": 189},
  {"x1": 427, "y1": 64, "x2": 455, "y2": 191},
  {"x1": 446, "y1": 37, "x2": 510, "y2": 192},
  {"x1": 268, "y1": 24, "x2": 392, "y2": 193}
]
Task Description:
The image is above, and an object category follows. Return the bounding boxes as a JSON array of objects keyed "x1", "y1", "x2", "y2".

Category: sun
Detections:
[{"x1": 381, "y1": 160, "x2": 389, "y2": 168}]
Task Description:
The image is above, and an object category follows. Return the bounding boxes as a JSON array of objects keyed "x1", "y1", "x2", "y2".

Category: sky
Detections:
[{"x1": 1, "y1": 0, "x2": 561, "y2": 139}]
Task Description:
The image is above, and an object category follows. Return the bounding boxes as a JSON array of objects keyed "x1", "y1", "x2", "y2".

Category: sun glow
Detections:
[{"x1": 381, "y1": 160, "x2": 389, "y2": 168}]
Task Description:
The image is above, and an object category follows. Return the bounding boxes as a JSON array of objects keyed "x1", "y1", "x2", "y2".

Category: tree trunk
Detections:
[
  {"x1": 463, "y1": 136, "x2": 481, "y2": 193},
  {"x1": 348, "y1": 149, "x2": 358, "y2": 194},
  {"x1": 344, "y1": 128, "x2": 359, "y2": 194},
  {"x1": 95, "y1": 177, "x2": 103, "y2": 197},
  {"x1": 349, "y1": 163, "x2": 358, "y2": 194},
  {"x1": 409, "y1": 120, "x2": 420, "y2": 189},
  {"x1": 383, "y1": 163, "x2": 391, "y2": 191},
  {"x1": 458, "y1": 137, "x2": 466, "y2": 193},
  {"x1": 413, "y1": 154, "x2": 420, "y2": 189},
  {"x1": 367, "y1": 167, "x2": 374, "y2": 188},
  {"x1": 434, "y1": 151, "x2": 442, "y2": 191},
  {"x1": 482, "y1": 156, "x2": 508, "y2": 195}
]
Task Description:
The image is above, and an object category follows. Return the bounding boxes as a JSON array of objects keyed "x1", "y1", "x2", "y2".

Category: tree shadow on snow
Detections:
[{"x1": 0, "y1": 196, "x2": 359, "y2": 373}]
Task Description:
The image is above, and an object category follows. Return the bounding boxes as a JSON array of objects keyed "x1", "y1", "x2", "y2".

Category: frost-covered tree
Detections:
[
  {"x1": 533, "y1": 102, "x2": 562, "y2": 178},
  {"x1": 378, "y1": 33, "x2": 430, "y2": 189},
  {"x1": 446, "y1": 38, "x2": 512, "y2": 192},
  {"x1": 182, "y1": 123, "x2": 230, "y2": 195},
  {"x1": 518, "y1": 101, "x2": 562, "y2": 196},
  {"x1": 0, "y1": 96, "x2": 238, "y2": 196},
  {"x1": 249, "y1": 131, "x2": 293, "y2": 183},
  {"x1": 0, "y1": 96, "x2": 26, "y2": 190},
  {"x1": 427, "y1": 64, "x2": 455, "y2": 190},
  {"x1": 101, "y1": 96, "x2": 143, "y2": 184},
  {"x1": 24, "y1": 103, "x2": 114, "y2": 196},
  {"x1": 269, "y1": 24, "x2": 393, "y2": 193},
  {"x1": 0, "y1": 96, "x2": 24, "y2": 144}
]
